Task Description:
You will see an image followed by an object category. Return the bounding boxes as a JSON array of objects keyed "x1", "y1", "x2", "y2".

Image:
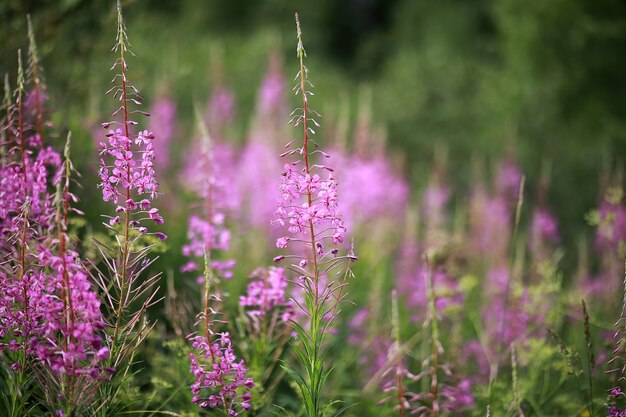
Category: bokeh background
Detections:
[
  {"x1": 2, "y1": 0, "x2": 626, "y2": 279},
  {"x1": 2, "y1": 1, "x2": 626, "y2": 415}
]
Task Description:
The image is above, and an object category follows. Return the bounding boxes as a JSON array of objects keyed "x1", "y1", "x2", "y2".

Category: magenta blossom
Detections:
[
  {"x1": 189, "y1": 332, "x2": 254, "y2": 415},
  {"x1": 147, "y1": 96, "x2": 176, "y2": 171},
  {"x1": 98, "y1": 128, "x2": 165, "y2": 238},
  {"x1": 240, "y1": 267, "x2": 293, "y2": 322}
]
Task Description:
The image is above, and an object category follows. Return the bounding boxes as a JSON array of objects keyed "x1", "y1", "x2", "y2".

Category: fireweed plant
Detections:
[
  {"x1": 36, "y1": 135, "x2": 110, "y2": 416},
  {"x1": 3, "y1": 5, "x2": 626, "y2": 417},
  {"x1": 0, "y1": 26, "x2": 62, "y2": 416},
  {"x1": 181, "y1": 107, "x2": 235, "y2": 284},
  {"x1": 273, "y1": 14, "x2": 356, "y2": 417},
  {"x1": 92, "y1": 1, "x2": 165, "y2": 413},
  {"x1": 1, "y1": 15, "x2": 111, "y2": 417},
  {"x1": 187, "y1": 252, "x2": 254, "y2": 416},
  {"x1": 236, "y1": 266, "x2": 294, "y2": 408},
  {"x1": 184, "y1": 109, "x2": 255, "y2": 416}
]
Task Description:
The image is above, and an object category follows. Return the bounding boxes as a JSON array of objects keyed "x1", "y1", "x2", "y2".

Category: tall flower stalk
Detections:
[
  {"x1": 0, "y1": 36, "x2": 60, "y2": 416},
  {"x1": 36, "y1": 134, "x2": 109, "y2": 416},
  {"x1": 188, "y1": 253, "x2": 254, "y2": 416},
  {"x1": 274, "y1": 13, "x2": 355, "y2": 417},
  {"x1": 184, "y1": 106, "x2": 254, "y2": 416},
  {"x1": 181, "y1": 107, "x2": 234, "y2": 284},
  {"x1": 93, "y1": 1, "x2": 164, "y2": 412}
]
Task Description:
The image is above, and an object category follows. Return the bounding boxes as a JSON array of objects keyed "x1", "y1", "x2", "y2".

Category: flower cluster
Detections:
[
  {"x1": 240, "y1": 267, "x2": 293, "y2": 321},
  {"x1": 0, "y1": 147, "x2": 60, "y2": 235},
  {"x1": 609, "y1": 405, "x2": 626, "y2": 417},
  {"x1": 529, "y1": 207, "x2": 560, "y2": 260},
  {"x1": 182, "y1": 215, "x2": 235, "y2": 281},
  {"x1": 468, "y1": 187, "x2": 511, "y2": 262},
  {"x1": 0, "y1": 222, "x2": 48, "y2": 358},
  {"x1": 232, "y1": 61, "x2": 288, "y2": 237},
  {"x1": 235, "y1": 141, "x2": 282, "y2": 234},
  {"x1": 98, "y1": 128, "x2": 163, "y2": 228},
  {"x1": 148, "y1": 95, "x2": 176, "y2": 171},
  {"x1": 181, "y1": 126, "x2": 236, "y2": 281},
  {"x1": 0, "y1": 46, "x2": 62, "y2": 369},
  {"x1": 275, "y1": 162, "x2": 346, "y2": 249},
  {"x1": 189, "y1": 332, "x2": 254, "y2": 415},
  {"x1": 410, "y1": 266, "x2": 463, "y2": 322},
  {"x1": 0, "y1": 55, "x2": 61, "y2": 237},
  {"x1": 206, "y1": 86, "x2": 236, "y2": 135},
  {"x1": 35, "y1": 246, "x2": 109, "y2": 378},
  {"x1": 338, "y1": 153, "x2": 409, "y2": 233},
  {"x1": 257, "y1": 53, "x2": 287, "y2": 118}
]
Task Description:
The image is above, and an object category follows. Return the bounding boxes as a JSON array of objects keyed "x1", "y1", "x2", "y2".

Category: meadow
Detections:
[{"x1": 0, "y1": 1, "x2": 625, "y2": 416}]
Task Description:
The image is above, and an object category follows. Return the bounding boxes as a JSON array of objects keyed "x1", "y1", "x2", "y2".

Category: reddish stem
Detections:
[
  {"x1": 112, "y1": 46, "x2": 133, "y2": 348},
  {"x1": 58, "y1": 162, "x2": 76, "y2": 350},
  {"x1": 297, "y1": 40, "x2": 320, "y2": 302},
  {"x1": 19, "y1": 203, "x2": 29, "y2": 336},
  {"x1": 397, "y1": 366, "x2": 405, "y2": 417}
]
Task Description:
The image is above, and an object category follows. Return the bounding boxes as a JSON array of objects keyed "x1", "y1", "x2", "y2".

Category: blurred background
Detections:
[
  {"x1": 1, "y1": 0, "x2": 626, "y2": 271},
  {"x1": 3, "y1": 1, "x2": 626, "y2": 414}
]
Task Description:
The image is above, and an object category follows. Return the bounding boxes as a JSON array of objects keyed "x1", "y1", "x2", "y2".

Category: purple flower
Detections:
[
  {"x1": 240, "y1": 267, "x2": 293, "y2": 323},
  {"x1": 608, "y1": 406, "x2": 626, "y2": 417},
  {"x1": 34, "y1": 248, "x2": 108, "y2": 378},
  {"x1": 530, "y1": 207, "x2": 560, "y2": 260},
  {"x1": 189, "y1": 332, "x2": 254, "y2": 416},
  {"x1": 147, "y1": 96, "x2": 176, "y2": 171},
  {"x1": 335, "y1": 152, "x2": 408, "y2": 233},
  {"x1": 98, "y1": 128, "x2": 165, "y2": 236},
  {"x1": 236, "y1": 141, "x2": 282, "y2": 235},
  {"x1": 468, "y1": 187, "x2": 511, "y2": 263},
  {"x1": 495, "y1": 158, "x2": 522, "y2": 200},
  {"x1": 275, "y1": 161, "x2": 345, "y2": 251},
  {"x1": 206, "y1": 86, "x2": 236, "y2": 133},
  {"x1": 441, "y1": 379, "x2": 474, "y2": 412},
  {"x1": 258, "y1": 55, "x2": 287, "y2": 117}
]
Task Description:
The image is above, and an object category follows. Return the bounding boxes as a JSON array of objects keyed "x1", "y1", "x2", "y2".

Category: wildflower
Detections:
[
  {"x1": 0, "y1": 52, "x2": 61, "y2": 236},
  {"x1": 98, "y1": 128, "x2": 161, "y2": 228},
  {"x1": 189, "y1": 251, "x2": 253, "y2": 415},
  {"x1": 90, "y1": 3, "x2": 167, "y2": 412},
  {"x1": 495, "y1": 157, "x2": 523, "y2": 201},
  {"x1": 147, "y1": 95, "x2": 176, "y2": 171},
  {"x1": 189, "y1": 332, "x2": 254, "y2": 415},
  {"x1": 258, "y1": 53, "x2": 287, "y2": 117},
  {"x1": 240, "y1": 267, "x2": 293, "y2": 321},
  {"x1": 440, "y1": 379, "x2": 475, "y2": 413},
  {"x1": 206, "y1": 86, "x2": 236, "y2": 132},
  {"x1": 529, "y1": 207, "x2": 560, "y2": 261},
  {"x1": 338, "y1": 153, "x2": 409, "y2": 233},
  {"x1": 272, "y1": 16, "x2": 356, "y2": 417},
  {"x1": 468, "y1": 186, "x2": 511, "y2": 264},
  {"x1": 181, "y1": 109, "x2": 236, "y2": 282},
  {"x1": 35, "y1": 247, "x2": 108, "y2": 378}
]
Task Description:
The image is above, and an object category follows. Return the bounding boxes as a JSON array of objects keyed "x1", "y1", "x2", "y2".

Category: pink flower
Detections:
[
  {"x1": 147, "y1": 96, "x2": 176, "y2": 171},
  {"x1": 98, "y1": 128, "x2": 165, "y2": 236},
  {"x1": 189, "y1": 332, "x2": 253, "y2": 415},
  {"x1": 239, "y1": 267, "x2": 293, "y2": 321}
]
